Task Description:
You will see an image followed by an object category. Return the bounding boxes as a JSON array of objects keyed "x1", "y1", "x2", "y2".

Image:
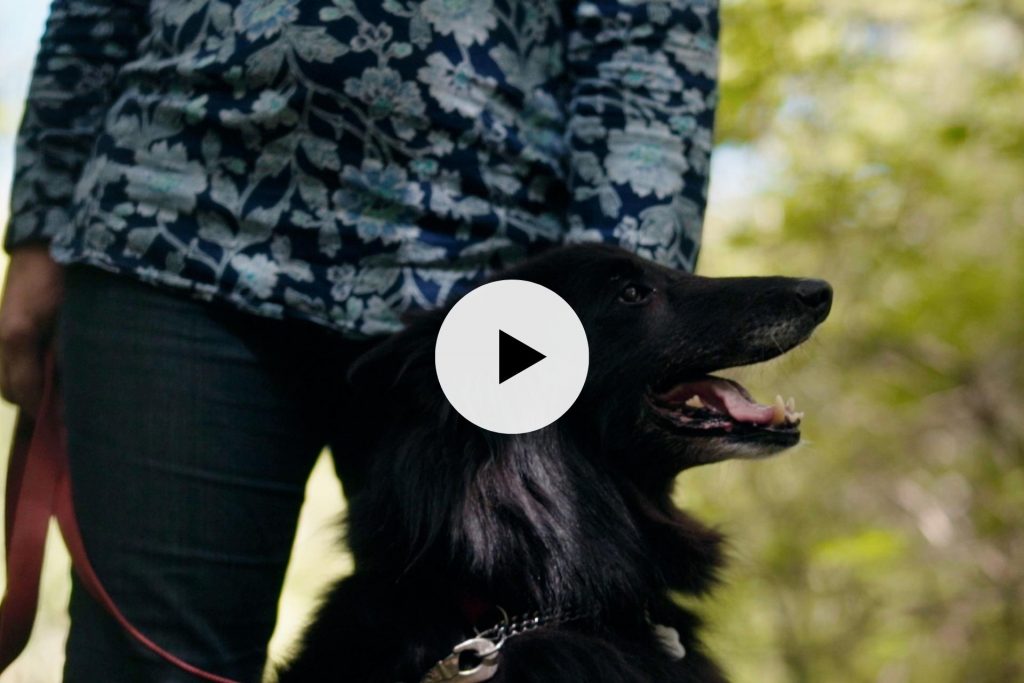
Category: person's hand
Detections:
[{"x1": 0, "y1": 243, "x2": 63, "y2": 417}]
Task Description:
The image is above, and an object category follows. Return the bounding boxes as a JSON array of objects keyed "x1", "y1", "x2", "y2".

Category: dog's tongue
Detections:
[{"x1": 658, "y1": 377, "x2": 779, "y2": 426}]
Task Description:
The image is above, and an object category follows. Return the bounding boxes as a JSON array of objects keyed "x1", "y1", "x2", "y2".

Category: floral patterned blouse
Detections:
[{"x1": 6, "y1": 0, "x2": 718, "y2": 337}]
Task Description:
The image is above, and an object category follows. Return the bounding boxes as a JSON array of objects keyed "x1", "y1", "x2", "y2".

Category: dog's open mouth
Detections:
[{"x1": 650, "y1": 376, "x2": 803, "y2": 437}]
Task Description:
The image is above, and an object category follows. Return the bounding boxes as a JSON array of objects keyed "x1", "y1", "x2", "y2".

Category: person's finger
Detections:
[
  {"x1": 0, "y1": 327, "x2": 27, "y2": 402},
  {"x1": 7, "y1": 355, "x2": 45, "y2": 417},
  {"x1": 0, "y1": 330, "x2": 45, "y2": 416}
]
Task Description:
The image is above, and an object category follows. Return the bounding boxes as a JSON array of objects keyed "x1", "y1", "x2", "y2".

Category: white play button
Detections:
[{"x1": 434, "y1": 280, "x2": 589, "y2": 434}]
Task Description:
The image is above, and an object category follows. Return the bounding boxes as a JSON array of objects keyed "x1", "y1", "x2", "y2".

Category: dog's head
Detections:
[{"x1": 353, "y1": 244, "x2": 831, "y2": 475}]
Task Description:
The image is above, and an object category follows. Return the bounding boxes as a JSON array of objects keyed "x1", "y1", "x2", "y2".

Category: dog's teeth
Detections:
[
  {"x1": 684, "y1": 395, "x2": 704, "y2": 409},
  {"x1": 772, "y1": 395, "x2": 787, "y2": 425},
  {"x1": 786, "y1": 397, "x2": 796, "y2": 413}
]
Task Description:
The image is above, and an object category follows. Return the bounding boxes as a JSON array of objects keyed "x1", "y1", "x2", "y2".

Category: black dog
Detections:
[{"x1": 278, "y1": 244, "x2": 832, "y2": 683}]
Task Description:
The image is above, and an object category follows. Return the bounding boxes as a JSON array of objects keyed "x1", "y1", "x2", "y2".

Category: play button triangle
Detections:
[{"x1": 498, "y1": 330, "x2": 546, "y2": 384}]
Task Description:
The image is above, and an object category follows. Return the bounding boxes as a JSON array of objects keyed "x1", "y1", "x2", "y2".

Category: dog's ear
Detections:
[{"x1": 347, "y1": 309, "x2": 446, "y2": 393}]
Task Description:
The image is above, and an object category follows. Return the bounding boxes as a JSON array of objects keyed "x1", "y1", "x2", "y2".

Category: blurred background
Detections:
[{"x1": 1, "y1": 0, "x2": 1022, "y2": 681}]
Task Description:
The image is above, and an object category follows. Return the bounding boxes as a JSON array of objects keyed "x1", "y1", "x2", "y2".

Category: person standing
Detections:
[{"x1": 0, "y1": 0, "x2": 720, "y2": 679}]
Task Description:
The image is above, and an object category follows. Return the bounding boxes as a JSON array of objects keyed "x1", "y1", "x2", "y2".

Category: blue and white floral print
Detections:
[
  {"x1": 6, "y1": 0, "x2": 719, "y2": 337},
  {"x1": 235, "y1": 0, "x2": 302, "y2": 41}
]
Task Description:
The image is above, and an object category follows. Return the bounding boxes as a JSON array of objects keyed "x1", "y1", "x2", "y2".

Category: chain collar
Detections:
[
  {"x1": 418, "y1": 607, "x2": 588, "y2": 683},
  {"x1": 414, "y1": 606, "x2": 687, "y2": 682}
]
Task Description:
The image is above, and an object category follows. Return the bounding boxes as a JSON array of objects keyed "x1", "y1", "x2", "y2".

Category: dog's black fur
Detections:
[{"x1": 278, "y1": 244, "x2": 832, "y2": 682}]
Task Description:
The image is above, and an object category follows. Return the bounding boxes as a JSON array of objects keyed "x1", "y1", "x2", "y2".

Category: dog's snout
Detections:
[{"x1": 794, "y1": 279, "x2": 833, "y2": 321}]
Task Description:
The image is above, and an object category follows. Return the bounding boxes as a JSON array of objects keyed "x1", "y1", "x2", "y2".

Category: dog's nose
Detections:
[{"x1": 794, "y1": 279, "x2": 833, "y2": 321}]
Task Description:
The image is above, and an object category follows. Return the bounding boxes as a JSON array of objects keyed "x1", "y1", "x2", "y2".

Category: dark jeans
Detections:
[{"x1": 57, "y1": 265, "x2": 376, "y2": 682}]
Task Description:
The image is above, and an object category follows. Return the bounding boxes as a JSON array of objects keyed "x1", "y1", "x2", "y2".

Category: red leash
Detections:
[{"x1": 0, "y1": 351, "x2": 239, "y2": 682}]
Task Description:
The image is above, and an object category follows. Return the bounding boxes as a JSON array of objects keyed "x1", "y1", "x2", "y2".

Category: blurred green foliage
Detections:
[{"x1": 681, "y1": 0, "x2": 1024, "y2": 681}]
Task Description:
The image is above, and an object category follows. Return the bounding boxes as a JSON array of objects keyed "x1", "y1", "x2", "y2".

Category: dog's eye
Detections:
[{"x1": 618, "y1": 283, "x2": 653, "y2": 304}]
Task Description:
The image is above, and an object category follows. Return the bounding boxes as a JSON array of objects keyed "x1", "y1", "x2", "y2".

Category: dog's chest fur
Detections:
[{"x1": 278, "y1": 420, "x2": 730, "y2": 682}]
